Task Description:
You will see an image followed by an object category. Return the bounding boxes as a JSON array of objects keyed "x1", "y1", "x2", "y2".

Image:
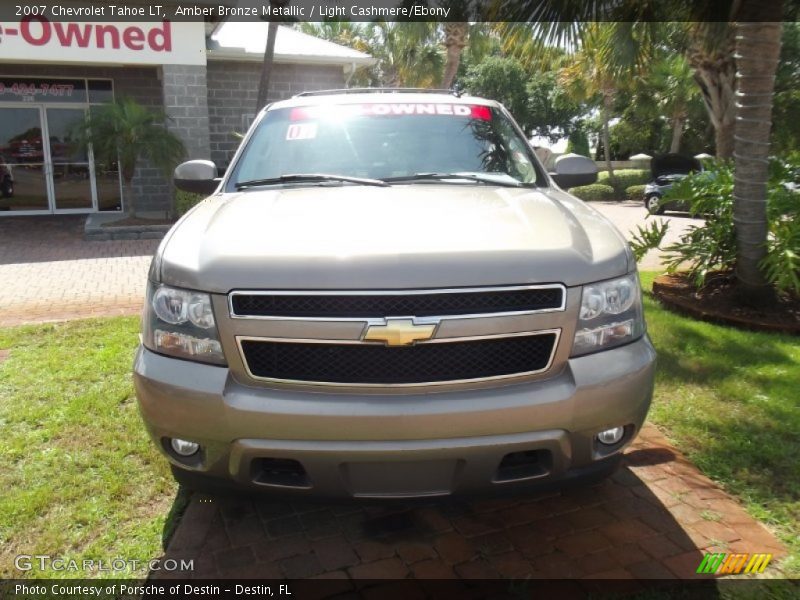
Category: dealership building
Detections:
[{"x1": 0, "y1": 15, "x2": 374, "y2": 215}]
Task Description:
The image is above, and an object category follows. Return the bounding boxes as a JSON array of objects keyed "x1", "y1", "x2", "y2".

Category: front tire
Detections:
[
  {"x1": 170, "y1": 465, "x2": 243, "y2": 495},
  {"x1": 645, "y1": 194, "x2": 664, "y2": 215},
  {"x1": 0, "y1": 177, "x2": 12, "y2": 199}
]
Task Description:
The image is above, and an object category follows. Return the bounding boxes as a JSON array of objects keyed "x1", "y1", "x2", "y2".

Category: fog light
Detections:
[
  {"x1": 597, "y1": 426, "x2": 625, "y2": 445},
  {"x1": 170, "y1": 438, "x2": 200, "y2": 456}
]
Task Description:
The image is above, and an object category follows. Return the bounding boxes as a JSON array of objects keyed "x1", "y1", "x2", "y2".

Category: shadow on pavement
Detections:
[{"x1": 153, "y1": 450, "x2": 747, "y2": 593}]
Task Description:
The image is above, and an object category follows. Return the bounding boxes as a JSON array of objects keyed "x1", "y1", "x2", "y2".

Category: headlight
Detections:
[
  {"x1": 571, "y1": 272, "x2": 645, "y2": 357},
  {"x1": 142, "y1": 283, "x2": 226, "y2": 365}
]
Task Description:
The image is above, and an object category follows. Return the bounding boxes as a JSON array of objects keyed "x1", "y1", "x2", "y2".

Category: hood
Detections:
[
  {"x1": 157, "y1": 185, "x2": 631, "y2": 292},
  {"x1": 651, "y1": 154, "x2": 702, "y2": 179}
]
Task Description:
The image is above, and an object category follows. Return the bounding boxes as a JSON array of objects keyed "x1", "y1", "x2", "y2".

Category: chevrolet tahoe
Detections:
[{"x1": 134, "y1": 90, "x2": 656, "y2": 498}]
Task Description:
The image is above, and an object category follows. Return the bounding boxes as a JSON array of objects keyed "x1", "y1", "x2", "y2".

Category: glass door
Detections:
[
  {"x1": 0, "y1": 106, "x2": 49, "y2": 212},
  {"x1": 44, "y1": 107, "x2": 94, "y2": 211}
]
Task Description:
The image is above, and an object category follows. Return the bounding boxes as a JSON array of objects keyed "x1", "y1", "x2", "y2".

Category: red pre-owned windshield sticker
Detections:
[{"x1": 289, "y1": 104, "x2": 492, "y2": 121}]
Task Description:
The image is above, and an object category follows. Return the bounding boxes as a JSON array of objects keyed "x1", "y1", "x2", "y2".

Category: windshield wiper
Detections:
[
  {"x1": 235, "y1": 173, "x2": 389, "y2": 190},
  {"x1": 381, "y1": 172, "x2": 524, "y2": 187}
]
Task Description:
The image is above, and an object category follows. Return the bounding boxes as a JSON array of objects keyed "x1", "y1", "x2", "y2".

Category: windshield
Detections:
[{"x1": 228, "y1": 101, "x2": 545, "y2": 189}]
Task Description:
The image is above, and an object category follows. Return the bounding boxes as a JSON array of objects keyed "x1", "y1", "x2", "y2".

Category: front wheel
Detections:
[
  {"x1": 170, "y1": 464, "x2": 249, "y2": 496},
  {"x1": 645, "y1": 194, "x2": 664, "y2": 215},
  {"x1": 0, "y1": 177, "x2": 12, "y2": 199}
]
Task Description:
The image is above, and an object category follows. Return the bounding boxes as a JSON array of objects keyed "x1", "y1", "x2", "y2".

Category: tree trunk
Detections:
[
  {"x1": 256, "y1": 20, "x2": 279, "y2": 112},
  {"x1": 601, "y1": 92, "x2": 614, "y2": 179},
  {"x1": 441, "y1": 44, "x2": 462, "y2": 89},
  {"x1": 732, "y1": 19, "x2": 782, "y2": 301},
  {"x1": 670, "y1": 116, "x2": 685, "y2": 153},
  {"x1": 688, "y1": 34, "x2": 737, "y2": 159},
  {"x1": 715, "y1": 119, "x2": 735, "y2": 160},
  {"x1": 122, "y1": 178, "x2": 136, "y2": 217},
  {"x1": 693, "y1": 63, "x2": 736, "y2": 159},
  {"x1": 441, "y1": 22, "x2": 468, "y2": 89},
  {"x1": 386, "y1": 68, "x2": 401, "y2": 88}
]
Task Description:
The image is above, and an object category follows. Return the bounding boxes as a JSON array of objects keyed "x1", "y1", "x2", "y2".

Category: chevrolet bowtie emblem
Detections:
[{"x1": 363, "y1": 319, "x2": 436, "y2": 346}]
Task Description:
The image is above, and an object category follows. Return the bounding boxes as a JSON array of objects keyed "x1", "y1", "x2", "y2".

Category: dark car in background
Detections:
[
  {"x1": 644, "y1": 154, "x2": 703, "y2": 214},
  {"x1": 0, "y1": 154, "x2": 14, "y2": 199}
]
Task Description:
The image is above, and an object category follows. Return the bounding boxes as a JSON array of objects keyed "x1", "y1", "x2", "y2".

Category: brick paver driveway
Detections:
[
  {"x1": 161, "y1": 426, "x2": 786, "y2": 582},
  {"x1": 0, "y1": 216, "x2": 158, "y2": 326}
]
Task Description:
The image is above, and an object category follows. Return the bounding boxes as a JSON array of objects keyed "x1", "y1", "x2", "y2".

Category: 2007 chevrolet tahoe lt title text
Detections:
[{"x1": 134, "y1": 90, "x2": 656, "y2": 498}]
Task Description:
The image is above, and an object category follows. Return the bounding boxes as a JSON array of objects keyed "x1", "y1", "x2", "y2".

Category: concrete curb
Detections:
[{"x1": 84, "y1": 213, "x2": 173, "y2": 241}]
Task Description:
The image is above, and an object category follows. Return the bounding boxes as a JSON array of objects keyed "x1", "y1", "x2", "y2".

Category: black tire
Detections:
[
  {"x1": 645, "y1": 194, "x2": 664, "y2": 215},
  {"x1": 170, "y1": 464, "x2": 244, "y2": 496},
  {"x1": 0, "y1": 177, "x2": 12, "y2": 199}
]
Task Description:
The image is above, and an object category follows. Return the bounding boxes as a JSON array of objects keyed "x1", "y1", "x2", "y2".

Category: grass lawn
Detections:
[
  {"x1": 0, "y1": 317, "x2": 186, "y2": 579},
  {"x1": 639, "y1": 272, "x2": 800, "y2": 576},
  {"x1": 0, "y1": 276, "x2": 797, "y2": 579}
]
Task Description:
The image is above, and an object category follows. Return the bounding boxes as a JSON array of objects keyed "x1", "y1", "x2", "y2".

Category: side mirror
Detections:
[
  {"x1": 174, "y1": 160, "x2": 221, "y2": 195},
  {"x1": 549, "y1": 153, "x2": 598, "y2": 190}
]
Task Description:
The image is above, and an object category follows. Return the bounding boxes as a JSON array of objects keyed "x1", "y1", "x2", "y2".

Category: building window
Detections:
[{"x1": 0, "y1": 76, "x2": 119, "y2": 213}]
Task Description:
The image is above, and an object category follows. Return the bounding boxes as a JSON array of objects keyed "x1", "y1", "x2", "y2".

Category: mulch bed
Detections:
[{"x1": 652, "y1": 272, "x2": 800, "y2": 335}]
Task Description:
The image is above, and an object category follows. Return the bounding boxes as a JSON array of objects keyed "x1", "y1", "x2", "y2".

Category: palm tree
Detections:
[
  {"x1": 672, "y1": 22, "x2": 737, "y2": 159},
  {"x1": 441, "y1": 22, "x2": 469, "y2": 88},
  {"x1": 303, "y1": 22, "x2": 441, "y2": 87},
  {"x1": 256, "y1": 20, "x2": 279, "y2": 111},
  {"x1": 363, "y1": 22, "x2": 442, "y2": 87},
  {"x1": 298, "y1": 22, "x2": 371, "y2": 53},
  {"x1": 459, "y1": 24, "x2": 500, "y2": 70},
  {"x1": 499, "y1": 19, "x2": 736, "y2": 159},
  {"x1": 73, "y1": 98, "x2": 185, "y2": 217},
  {"x1": 298, "y1": 22, "x2": 377, "y2": 87},
  {"x1": 732, "y1": 5, "x2": 784, "y2": 300},
  {"x1": 498, "y1": 22, "x2": 655, "y2": 179},
  {"x1": 502, "y1": 0, "x2": 790, "y2": 299},
  {"x1": 649, "y1": 54, "x2": 700, "y2": 153},
  {"x1": 301, "y1": 21, "x2": 496, "y2": 90},
  {"x1": 256, "y1": 1, "x2": 290, "y2": 112},
  {"x1": 557, "y1": 24, "x2": 628, "y2": 179}
]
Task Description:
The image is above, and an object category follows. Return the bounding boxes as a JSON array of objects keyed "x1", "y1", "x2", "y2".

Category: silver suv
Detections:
[{"x1": 134, "y1": 90, "x2": 656, "y2": 498}]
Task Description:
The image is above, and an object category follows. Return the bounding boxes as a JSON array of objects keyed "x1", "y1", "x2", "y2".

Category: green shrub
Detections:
[
  {"x1": 625, "y1": 184, "x2": 647, "y2": 200},
  {"x1": 598, "y1": 169, "x2": 650, "y2": 194},
  {"x1": 175, "y1": 190, "x2": 204, "y2": 217},
  {"x1": 566, "y1": 127, "x2": 590, "y2": 157},
  {"x1": 569, "y1": 183, "x2": 616, "y2": 201},
  {"x1": 629, "y1": 158, "x2": 800, "y2": 296}
]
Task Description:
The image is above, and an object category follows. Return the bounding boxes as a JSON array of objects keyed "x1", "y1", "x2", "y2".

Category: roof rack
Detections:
[{"x1": 294, "y1": 88, "x2": 463, "y2": 98}]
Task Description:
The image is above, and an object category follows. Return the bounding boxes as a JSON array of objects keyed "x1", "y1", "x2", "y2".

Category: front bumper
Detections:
[{"x1": 134, "y1": 335, "x2": 656, "y2": 498}]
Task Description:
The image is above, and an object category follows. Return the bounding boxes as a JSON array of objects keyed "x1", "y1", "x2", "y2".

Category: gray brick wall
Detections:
[
  {"x1": 206, "y1": 61, "x2": 345, "y2": 168},
  {"x1": 162, "y1": 64, "x2": 211, "y2": 161}
]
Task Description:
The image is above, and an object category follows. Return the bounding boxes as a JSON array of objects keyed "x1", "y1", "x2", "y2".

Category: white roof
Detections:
[{"x1": 208, "y1": 23, "x2": 375, "y2": 69}]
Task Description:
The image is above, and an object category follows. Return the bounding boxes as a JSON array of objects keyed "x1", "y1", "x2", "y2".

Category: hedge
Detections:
[
  {"x1": 625, "y1": 184, "x2": 647, "y2": 200},
  {"x1": 175, "y1": 190, "x2": 205, "y2": 217},
  {"x1": 569, "y1": 183, "x2": 616, "y2": 201},
  {"x1": 597, "y1": 169, "x2": 650, "y2": 194}
]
